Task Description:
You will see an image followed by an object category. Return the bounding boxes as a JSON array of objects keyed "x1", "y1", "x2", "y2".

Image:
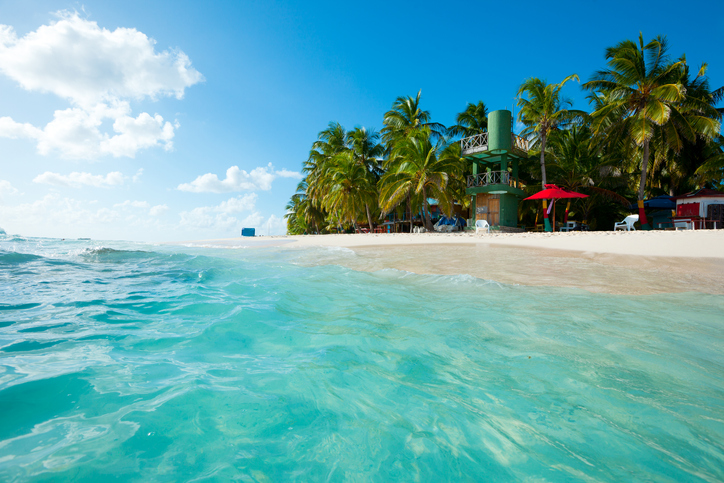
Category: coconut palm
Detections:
[
  {"x1": 346, "y1": 126, "x2": 384, "y2": 229},
  {"x1": 284, "y1": 179, "x2": 326, "y2": 234},
  {"x1": 582, "y1": 34, "x2": 700, "y2": 226},
  {"x1": 649, "y1": 62, "x2": 722, "y2": 195},
  {"x1": 320, "y1": 151, "x2": 378, "y2": 229},
  {"x1": 547, "y1": 126, "x2": 630, "y2": 223},
  {"x1": 379, "y1": 131, "x2": 460, "y2": 231},
  {"x1": 304, "y1": 122, "x2": 348, "y2": 204},
  {"x1": 517, "y1": 74, "x2": 585, "y2": 231},
  {"x1": 448, "y1": 101, "x2": 489, "y2": 139},
  {"x1": 381, "y1": 90, "x2": 446, "y2": 148}
]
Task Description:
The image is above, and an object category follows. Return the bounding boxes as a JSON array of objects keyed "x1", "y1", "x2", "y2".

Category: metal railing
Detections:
[
  {"x1": 467, "y1": 171, "x2": 510, "y2": 188},
  {"x1": 461, "y1": 132, "x2": 488, "y2": 155},
  {"x1": 460, "y1": 133, "x2": 530, "y2": 155}
]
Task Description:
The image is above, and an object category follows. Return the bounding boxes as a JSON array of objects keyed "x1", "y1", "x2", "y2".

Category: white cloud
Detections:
[
  {"x1": 149, "y1": 204, "x2": 168, "y2": 216},
  {"x1": 0, "y1": 13, "x2": 202, "y2": 159},
  {"x1": 33, "y1": 171, "x2": 124, "y2": 188},
  {"x1": 113, "y1": 199, "x2": 168, "y2": 216},
  {"x1": 0, "y1": 193, "x2": 121, "y2": 226},
  {"x1": 0, "y1": 12, "x2": 203, "y2": 107},
  {"x1": 132, "y1": 168, "x2": 144, "y2": 183},
  {"x1": 177, "y1": 164, "x2": 302, "y2": 193},
  {"x1": 114, "y1": 200, "x2": 150, "y2": 209},
  {"x1": 179, "y1": 194, "x2": 258, "y2": 231},
  {"x1": 0, "y1": 117, "x2": 42, "y2": 139},
  {"x1": 0, "y1": 192, "x2": 174, "y2": 239},
  {"x1": 0, "y1": 179, "x2": 19, "y2": 200},
  {"x1": 276, "y1": 169, "x2": 304, "y2": 179}
]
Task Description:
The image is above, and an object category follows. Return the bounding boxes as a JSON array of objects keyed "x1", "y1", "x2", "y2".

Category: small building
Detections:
[
  {"x1": 460, "y1": 110, "x2": 528, "y2": 230},
  {"x1": 671, "y1": 189, "x2": 724, "y2": 229}
]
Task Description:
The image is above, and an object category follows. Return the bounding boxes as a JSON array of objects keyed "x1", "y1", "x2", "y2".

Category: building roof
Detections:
[{"x1": 671, "y1": 189, "x2": 724, "y2": 201}]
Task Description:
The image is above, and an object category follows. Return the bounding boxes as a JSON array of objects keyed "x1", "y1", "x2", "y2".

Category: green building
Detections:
[{"x1": 461, "y1": 109, "x2": 528, "y2": 230}]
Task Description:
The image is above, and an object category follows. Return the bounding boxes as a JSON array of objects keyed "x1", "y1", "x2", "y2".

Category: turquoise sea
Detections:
[{"x1": 1, "y1": 235, "x2": 723, "y2": 482}]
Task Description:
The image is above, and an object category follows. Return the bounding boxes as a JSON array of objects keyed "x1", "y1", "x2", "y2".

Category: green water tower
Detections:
[{"x1": 461, "y1": 109, "x2": 528, "y2": 230}]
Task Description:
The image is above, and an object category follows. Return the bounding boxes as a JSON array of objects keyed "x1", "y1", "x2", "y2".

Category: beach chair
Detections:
[
  {"x1": 614, "y1": 214, "x2": 639, "y2": 231},
  {"x1": 475, "y1": 219, "x2": 490, "y2": 234},
  {"x1": 674, "y1": 221, "x2": 691, "y2": 230}
]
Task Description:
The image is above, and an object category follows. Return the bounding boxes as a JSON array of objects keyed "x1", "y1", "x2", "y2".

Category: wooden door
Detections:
[{"x1": 488, "y1": 195, "x2": 500, "y2": 225}]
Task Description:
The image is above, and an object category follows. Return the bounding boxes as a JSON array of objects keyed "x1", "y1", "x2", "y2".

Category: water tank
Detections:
[
  {"x1": 241, "y1": 228, "x2": 255, "y2": 237},
  {"x1": 488, "y1": 110, "x2": 512, "y2": 153}
]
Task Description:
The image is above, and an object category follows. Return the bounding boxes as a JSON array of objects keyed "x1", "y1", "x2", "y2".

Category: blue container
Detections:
[{"x1": 241, "y1": 228, "x2": 255, "y2": 237}]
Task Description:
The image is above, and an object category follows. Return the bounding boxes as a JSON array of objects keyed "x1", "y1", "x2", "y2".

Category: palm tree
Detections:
[
  {"x1": 649, "y1": 62, "x2": 722, "y2": 195},
  {"x1": 517, "y1": 74, "x2": 585, "y2": 230},
  {"x1": 448, "y1": 101, "x2": 489, "y2": 139},
  {"x1": 547, "y1": 125, "x2": 630, "y2": 223},
  {"x1": 320, "y1": 151, "x2": 378, "y2": 229},
  {"x1": 582, "y1": 34, "x2": 700, "y2": 226},
  {"x1": 379, "y1": 131, "x2": 460, "y2": 231},
  {"x1": 285, "y1": 179, "x2": 326, "y2": 234},
  {"x1": 381, "y1": 90, "x2": 446, "y2": 148},
  {"x1": 346, "y1": 126, "x2": 384, "y2": 229},
  {"x1": 304, "y1": 122, "x2": 348, "y2": 204}
]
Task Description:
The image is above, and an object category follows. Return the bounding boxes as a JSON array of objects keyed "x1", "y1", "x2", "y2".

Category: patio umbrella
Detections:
[{"x1": 524, "y1": 184, "x2": 589, "y2": 232}]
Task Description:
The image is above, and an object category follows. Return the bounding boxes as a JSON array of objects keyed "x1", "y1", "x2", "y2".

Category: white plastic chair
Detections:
[
  {"x1": 674, "y1": 221, "x2": 692, "y2": 230},
  {"x1": 475, "y1": 219, "x2": 490, "y2": 234},
  {"x1": 614, "y1": 214, "x2": 639, "y2": 231}
]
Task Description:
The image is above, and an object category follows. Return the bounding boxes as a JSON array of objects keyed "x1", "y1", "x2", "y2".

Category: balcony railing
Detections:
[
  {"x1": 460, "y1": 133, "x2": 529, "y2": 156},
  {"x1": 461, "y1": 132, "x2": 488, "y2": 155},
  {"x1": 467, "y1": 171, "x2": 510, "y2": 188}
]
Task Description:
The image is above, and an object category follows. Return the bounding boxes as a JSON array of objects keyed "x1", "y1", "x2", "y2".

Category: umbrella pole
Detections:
[{"x1": 543, "y1": 200, "x2": 552, "y2": 232}]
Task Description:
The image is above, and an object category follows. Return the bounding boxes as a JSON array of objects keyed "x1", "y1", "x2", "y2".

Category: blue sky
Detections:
[{"x1": 0, "y1": 0, "x2": 721, "y2": 241}]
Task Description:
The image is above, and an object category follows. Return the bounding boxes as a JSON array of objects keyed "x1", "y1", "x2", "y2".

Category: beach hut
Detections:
[
  {"x1": 460, "y1": 110, "x2": 528, "y2": 231},
  {"x1": 671, "y1": 189, "x2": 724, "y2": 229}
]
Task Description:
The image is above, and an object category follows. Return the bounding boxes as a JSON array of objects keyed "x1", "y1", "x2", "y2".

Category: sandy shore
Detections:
[
  {"x1": 170, "y1": 230, "x2": 724, "y2": 294},
  {"x1": 177, "y1": 229, "x2": 724, "y2": 258},
  {"x1": 276, "y1": 230, "x2": 724, "y2": 258}
]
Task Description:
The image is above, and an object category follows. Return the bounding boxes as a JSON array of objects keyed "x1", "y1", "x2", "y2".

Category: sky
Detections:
[{"x1": 0, "y1": 0, "x2": 721, "y2": 241}]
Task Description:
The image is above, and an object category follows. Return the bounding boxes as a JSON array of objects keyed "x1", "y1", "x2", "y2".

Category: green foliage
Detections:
[{"x1": 285, "y1": 35, "x2": 722, "y2": 234}]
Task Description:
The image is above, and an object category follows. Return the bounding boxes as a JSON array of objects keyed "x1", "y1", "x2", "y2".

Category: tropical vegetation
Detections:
[{"x1": 286, "y1": 34, "x2": 722, "y2": 234}]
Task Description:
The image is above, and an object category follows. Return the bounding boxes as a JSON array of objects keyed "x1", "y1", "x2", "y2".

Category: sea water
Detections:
[{"x1": 1, "y1": 236, "x2": 723, "y2": 482}]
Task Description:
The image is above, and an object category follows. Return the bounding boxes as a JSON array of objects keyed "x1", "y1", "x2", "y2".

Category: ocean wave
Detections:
[{"x1": 0, "y1": 251, "x2": 44, "y2": 265}]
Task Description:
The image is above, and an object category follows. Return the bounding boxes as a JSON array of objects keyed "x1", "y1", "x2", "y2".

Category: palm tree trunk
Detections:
[
  {"x1": 421, "y1": 185, "x2": 432, "y2": 231},
  {"x1": 540, "y1": 133, "x2": 547, "y2": 188},
  {"x1": 365, "y1": 203, "x2": 374, "y2": 233},
  {"x1": 540, "y1": 133, "x2": 552, "y2": 232},
  {"x1": 564, "y1": 201, "x2": 571, "y2": 223},
  {"x1": 638, "y1": 140, "x2": 649, "y2": 227},
  {"x1": 407, "y1": 193, "x2": 413, "y2": 233}
]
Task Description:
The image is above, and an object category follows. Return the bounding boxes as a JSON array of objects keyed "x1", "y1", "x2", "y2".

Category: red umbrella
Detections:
[{"x1": 524, "y1": 184, "x2": 588, "y2": 231}]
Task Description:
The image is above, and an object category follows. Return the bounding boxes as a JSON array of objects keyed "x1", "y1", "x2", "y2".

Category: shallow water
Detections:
[{"x1": 1, "y1": 236, "x2": 723, "y2": 481}]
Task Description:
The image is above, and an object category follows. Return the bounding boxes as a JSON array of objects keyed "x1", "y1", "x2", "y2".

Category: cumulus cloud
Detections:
[
  {"x1": 0, "y1": 12, "x2": 203, "y2": 107},
  {"x1": 0, "y1": 13, "x2": 202, "y2": 159},
  {"x1": 0, "y1": 193, "x2": 121, "y2": 226},
  {"x1": 149, "y1": 204, "x2": 169, "y2": 216},
  {"x1": 114, "y1": 199, "x2": 168, "y2": 216},
  {"x1": 0, "y1": 179, "x2": 19, "y2": 200},
  {"x1": 114, "y1": 200, "x2": 150, "y2": 209},
  {"x1": 179, "y1": 194, "x2": 258, "y2": 231},
  {"x1": 132, "y1": 168, "x2": 144, "y2": 183},
  {"x1": 33, "y1": 171, "x2": 124, "y2": 188},
  {"x1": 177, "y1": 164, "x2": 303, "y2": 193}
]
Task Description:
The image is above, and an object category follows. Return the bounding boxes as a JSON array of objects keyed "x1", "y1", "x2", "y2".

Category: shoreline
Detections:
[
  {"x1": 167, "y1": 230, "x2": 724, "y2": 295},
  {"x1": 169, "y1": 229, "x2": 724, "y2": 258}
]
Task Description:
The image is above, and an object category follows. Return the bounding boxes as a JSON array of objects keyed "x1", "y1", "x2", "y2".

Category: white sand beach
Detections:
[{"x1": 171, "y1": 230, "x2": 724, "y2": 294}]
